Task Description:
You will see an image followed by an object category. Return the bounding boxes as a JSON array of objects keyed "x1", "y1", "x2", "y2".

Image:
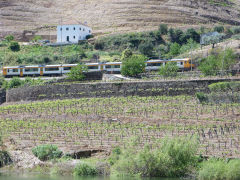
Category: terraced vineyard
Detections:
[{"x1": 0, "y1": 96, "x2": 240, "y2": 158}]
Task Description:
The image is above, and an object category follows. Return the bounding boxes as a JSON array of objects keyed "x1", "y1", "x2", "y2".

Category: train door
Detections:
[
  {"x1": 100, "y1": 65, "x2": 103, "y2": 71},
  {"x1": 20, "y1": 68, "x2": 23, "y2": 77},
  {"x1": 40, "y1": 67, "x2": 43, "y2": 76}
]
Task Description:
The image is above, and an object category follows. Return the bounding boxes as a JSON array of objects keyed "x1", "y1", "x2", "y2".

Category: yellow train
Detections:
[{"x1": 2, "y1": 58, "x2": 194, "y2": 77}]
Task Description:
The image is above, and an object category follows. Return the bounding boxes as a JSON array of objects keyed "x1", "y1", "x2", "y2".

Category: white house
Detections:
[{"x1": 57, "y1": 23, "x2": 92, "y2": 43}]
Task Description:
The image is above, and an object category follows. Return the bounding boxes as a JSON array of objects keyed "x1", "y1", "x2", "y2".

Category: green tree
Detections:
[
  {"x1": 5, "y1": 35, "x2": 14, "y2": 42},
  {"x1": 168, "y1": 43, "x2": 181, "y2": 58},
  {"x1": 138, "y1": 41, "x2": 154, "y2": 57},
  {"x1": 121, "y1": 48, "x2": 133, "y2": 61},
  {"x1": 67, "y1": 64, "x2": 88, "y2": 81},
  {"x1": 159, "y1": 62, "x2": 179, "y2": 77},
  {"x1": 121, "y1": 54, "x2": 147, "y2": 77},
  {"x1": 9, "y1": 41, "x2": 20, "y2": 52},
  {"x1": 159, "y1": 24, "x2": 168, "y2": 35},
  {"x1": 199, "y1": 48, "x2": 236, "y2": 76}
]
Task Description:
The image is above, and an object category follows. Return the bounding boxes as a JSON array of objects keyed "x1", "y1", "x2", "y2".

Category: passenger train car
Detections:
[{"x1": 2, "y1": 58, "x2": 194, "y2": 77}]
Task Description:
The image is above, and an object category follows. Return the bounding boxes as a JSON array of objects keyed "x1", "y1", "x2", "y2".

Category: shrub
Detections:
[
  {"x1": 8, "y1": 77, "x2": 23, "y2": 89},
  {"x1": 94, "y1": 40, "x2": 105, "y2": 50},
  {"x1": 159, "y1": 62, "x2": 178, "y2": 77},
  {"x1": 86, "y1": 34, "x2": 94, "y2": 39},
  {"x1": 196, "y1": 92, "x2": 208, "y2": 103},
  {"x1": 208, "y1": 81, "x2": 240, "y2": 92},
  {"x1": 138, "y1": 41, "x2": 154, "y2": 57},
  {"x1": 0, "y1": 151, "x2": 12, "y2": 167},
  {"x1": 168, "y1": 42, "x2": 181, "y2": 58},
  {"x1": 159, "y1": 24, "x2": 168, "y2": 35},
  {"x1": 32, "y1": 144, "x2": 62, "y2": 161},
  {"x1": 121, "y1": 54, "x2": 146, "y2": 77},
  {"x1": 108, "y1": 146, "x2": 122, "y2": 165},
  {"x1": 5, "y1": 35, "x2": 14, "y2": 42},
  {"x1": 32, "y1": 35, "x2": 42, "y2": 42},
  {"x1": 9, "y1": 41, "x2": 20, "y2": 52},
  {"x1": 231, "y1": 26, "x2": 240, "y2": 34},
  {"x1": 112, "y1": 136, "x2": 199, "y2": 177},
  {"x1": 73, "y1": 163, "x2": 98, "y2": 176},
  {"x1": 121, "y1": 48, "x2": 133, "y2": 61},
  {"x1": 199, "y1": 48, "x2": 236, "y2": 76},
  {"x1": 214, "y1": 26, "x2": 224, "y2": 33},
  {"x1": 67, "y1": 64, "x2": 88, "y2": 81},
  {"x1": 198, "y1": 159, "x2": 240, "y2": 180}
]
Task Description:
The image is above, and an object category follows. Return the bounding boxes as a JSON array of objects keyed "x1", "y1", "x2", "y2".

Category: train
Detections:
[{"x1": 2, "y1": 58, "x2": 194, "y2": 77}]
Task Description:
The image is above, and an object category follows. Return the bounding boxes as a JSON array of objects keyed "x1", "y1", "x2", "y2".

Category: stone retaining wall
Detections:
[{"x1": 6, "y1": 78, "x2": 239, "y2": 102}]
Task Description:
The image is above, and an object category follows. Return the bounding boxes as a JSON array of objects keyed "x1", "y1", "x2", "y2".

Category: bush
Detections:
[
  {"x1": 7, "y1": 77, "x2": 23, "y2": 89},
  {"x1": 5, "y1": 35, "x2": 14, "y2": 42},
  {"x1": 112, "y1": 136, "x2": 199, "y2": 177},
  {"x1": 32, "y1": 144, "x2": 62, "y2": 161},
  {"x1": 138, "y1": 41, "x2": 154, "y2": 57},
  {"x1": 94, "y1": 40, "x2": 105, "y2": 50},
  {"x1": 86, "y1": 34, "x2": 94, "y2": 39},
  {"x1": 108, "y1": 146, "x2": 122, "y2": 165},
  {"x1": 208, "y1": 81, "x2": 240, "y2": 92},
  {"x1": 198, "y1": 159, "x2": 240, "y2": 180},
  {"x1": 159, "y1": 62, "x2": 178, "y2": 77},
  {"x1": 0, "y1": 151, "x2": 12, "y2": 167},
  {"x1": 9, "y1": 41, "x2": 20, "y2": 52},
  {"x1": 67, "y1": 64, "x2": 88, "y2": 81},
  {"x1": 214, "y1": 26, "x2": 224, "y2": 33},
  {"x1": 121, "y1": 48, "x2": 133, "y2": 61},
  {"x1": 199, "y1": 48, "x2": 236, "y2": 76},
  {"x1": 32, "y1": 35, "x2": 42, "y2": 42},
  {"x1": 168, "y1": 42, "x2": 181, "y2": 58},
  {"x1": 159, "y1": 24, "x2": 168, "y2": 35},
  {"x1": 121, "y1": 54, "x2": 146, "y2": 77},
  {"x1": 231, "y1": 26, "x2": 240, "y2": 34},
  {"x1": 73, "y1": 163, "x2": 98, "y2": 176},
  {"x1": 196, "y1": 92, "x2": 208, "y2": 103}
]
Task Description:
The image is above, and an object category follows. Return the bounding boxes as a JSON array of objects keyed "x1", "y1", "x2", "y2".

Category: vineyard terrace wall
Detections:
[{"x1": 6, "y1": 79, "x2": 240, "y2": 102}]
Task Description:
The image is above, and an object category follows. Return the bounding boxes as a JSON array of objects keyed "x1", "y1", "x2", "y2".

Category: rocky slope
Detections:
[{"x1": 0, "y1": 0, "x2": 240, "y2": 40}]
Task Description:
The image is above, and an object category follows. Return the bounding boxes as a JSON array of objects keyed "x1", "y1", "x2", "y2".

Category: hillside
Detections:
[{"x1": 0, "y1": 0, "x2": 240, "y2": 40}]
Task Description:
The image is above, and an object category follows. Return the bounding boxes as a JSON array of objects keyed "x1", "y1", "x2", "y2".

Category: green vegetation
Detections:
[
  {"x1": 198, "y1": 158, "x2": 240, "y2": 180},
  {"x1": 9, "y1": 41, "x2": 20, "y2": 52},
  {"x1": 5, "y1": 35, "x2": 14, "y2": 42},
  {"x1": 74, "y1": 163, "x2": 98, "y2": 176},
  {"x1": 159, "y1": 24, "x2": 168, "y2": 35},
  {"x1": 208, "y1": 81, "x2": 240, "y2": 92},
  {"x1": 196, "y1": 92, "x2": 208, "y2": 104},
  {"x1": 67, "y1": 64, "x2": 88, "y2": 81},
  {"x1": 121, "y1": 54, "x2": 146, "y2": 77},
  {"x1": 111, "y1": 136, "x2": 199, "y2": 177},
  {"x1": 0, "y1": 77, "x2": 45, "y2": 89},
  {"x1": 199, "y1": 48, "x2": 236, "y2": 76},
  {"x1": 159, "y1": 62, "x2": 178, "y2": 77},
  {"x1": 32, "y1": 144, "x2": 62, "y2": 161}
]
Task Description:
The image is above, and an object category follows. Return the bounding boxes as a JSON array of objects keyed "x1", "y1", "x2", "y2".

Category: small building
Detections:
[{"x1": 57, "y1": 23, "x2": 92, "y2": 43}]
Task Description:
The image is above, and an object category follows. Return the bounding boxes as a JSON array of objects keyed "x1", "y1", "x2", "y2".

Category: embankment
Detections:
[{"x1": 6, "y1": 78, "x2": 240, "y2": 102}]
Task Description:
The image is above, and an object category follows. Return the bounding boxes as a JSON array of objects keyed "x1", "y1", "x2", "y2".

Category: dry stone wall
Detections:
[{"x1": 6, "y1": 78, "x2": 239, "y2": 102}]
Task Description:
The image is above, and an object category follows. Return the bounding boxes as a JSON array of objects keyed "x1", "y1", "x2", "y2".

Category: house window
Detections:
[
  {"x1": 60, "y1": 28, "x2": 62, "y2": 31},
  {"x1": 66, "y1": 27, "x2": 69, "y2": 31},
  {"x1": 73, "y1": 27, "x2": 75, "y2": 30},
  {"x1": 79, "y1": 27, "x2": 81, "y2": 31},
  {"x1": 83, "y1": 28, "x2": 85, "y2": 31},
  {"x1": 89, "y1": 30, "x2": 91, "y2": 33},
  {"x1": 73, "y1": 36, "x2": 75, "y2": 39}
]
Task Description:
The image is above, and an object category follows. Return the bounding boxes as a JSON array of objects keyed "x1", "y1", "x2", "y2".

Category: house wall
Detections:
[{"x1": 57, "y1": 24, "x2": 92, "y2": 43}]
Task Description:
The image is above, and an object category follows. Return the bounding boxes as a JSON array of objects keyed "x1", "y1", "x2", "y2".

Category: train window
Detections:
[
  {"x1": 63, "y1": 67, "x2": 72, "y2": 71},
  {"x1": 180, "y1": 62, "x2": 183, "y2": 65},
  {"x1": 88, "y1": 66, "x2": 98, "y2": 69},
  {"x1": 12, "y1": 69, "x2": 19, "y2": 72},
  {"x1": 45, "y1": 67, "x2": 59, "y2": 71},
  {"x1": 114, "y1": 65, "x2": 120, "y2": 68},
  {"x1": 25, "y1": 68, "x2": 38, "y2": 72},
  {"x1": 105, "y1": 65, "x2": 111, "y2": 69}
]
